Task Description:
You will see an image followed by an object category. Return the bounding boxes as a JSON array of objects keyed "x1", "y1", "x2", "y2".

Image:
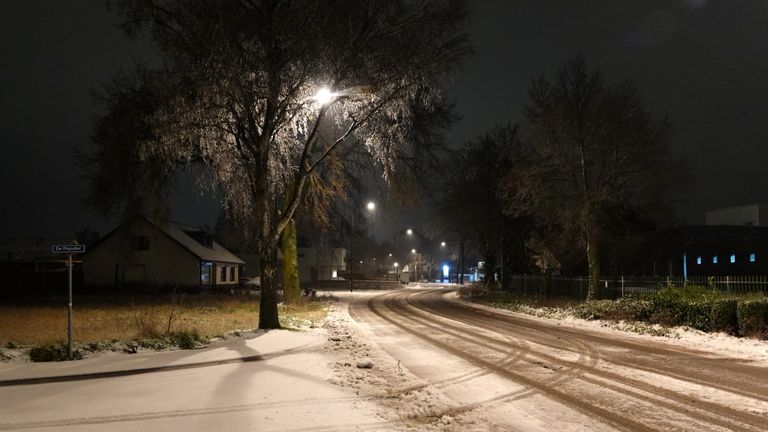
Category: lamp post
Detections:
[{"x1": 411, "y1": 249, "x2": 421, "y2": 282}]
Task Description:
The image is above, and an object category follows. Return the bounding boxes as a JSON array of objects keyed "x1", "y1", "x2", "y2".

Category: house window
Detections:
[
  {"x1": 730, "y1": 254, "x2": 736, "y2": 263},
  {"x1": 200, "y1": 262, "x2": 212, "y2": 286},
  {"x1": 229, "y1": 266, "x2": 235, "y2": 282},
  {"x1": 130, "y1": 236, "x2": 149, "y2": 250},
  {"x1": 219, "y1": 266, "x2": 226, "y2": 282},
  {"x1": 749, "y1": 253, "x2": 756, "y2": 263},
  {"x1": 712, "y1": 256, "x2": 718, "y2": 264},
  {"x1": 696, "y1": 256, "x2": 702, "y2": 265}
]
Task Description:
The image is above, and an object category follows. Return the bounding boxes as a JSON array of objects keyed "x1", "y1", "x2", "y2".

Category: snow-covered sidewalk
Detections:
[{"x1": 0, "y1": 318, "x2": 395, "y2": 432}]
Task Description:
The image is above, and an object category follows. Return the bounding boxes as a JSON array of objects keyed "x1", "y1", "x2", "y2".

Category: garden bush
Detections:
[
  {"x1": 709, "y1": 299, "x2": 738, "y2": 333},
  {"x1": 28, "y1": 343, "x2": 83, "y2": 362},
  {"x1": 168, "y1": 329, "x2": 203, "y2": 349},
  {"x1": 736, "y1": 299, "x2": 768, "y2": 338},
  {"x1": 574, "y1": 298, "x2": 651, "y2": 321},
  {"x1": 646, "y1": 286, "x2": 717, "y2": 331}
]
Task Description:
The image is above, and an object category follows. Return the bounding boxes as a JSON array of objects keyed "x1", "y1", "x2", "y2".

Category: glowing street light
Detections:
[
  {"x1": 366, "y1": 201, "x2": 376, "y2": 211},
  {"x1": 441, "y1": 241, "x2": 446, "y2": 247},
  {"x1": 313, "y1": 87, "x2": 334, "y2": 105},
  {"x1": 406, "y1": 229, "x2": 413, "y2": 235},
  {"x1": 411, "y1": 248, "x2": 416, "y2": 254}
]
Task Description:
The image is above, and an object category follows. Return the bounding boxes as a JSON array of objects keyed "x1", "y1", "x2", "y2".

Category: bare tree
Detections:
[
  {"x1": 506, "y1": 57, "x2": 683, "y2": 300},
  {"x1": 430, "y1": 124, "x2": 528, "y2": 288},
  {"x1": 84, "y1": 0, "x2": 470, "y2": 327}
]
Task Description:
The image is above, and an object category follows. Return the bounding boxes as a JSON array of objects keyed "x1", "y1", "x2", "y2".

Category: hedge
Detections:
[{"x1": 736, "y1": 299, "x2": 768, "y2": 337}]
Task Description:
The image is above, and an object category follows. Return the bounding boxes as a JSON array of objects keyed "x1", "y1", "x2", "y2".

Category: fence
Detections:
[{"x1": 507, "y1": 274, "x2": 768, "y2": 300}]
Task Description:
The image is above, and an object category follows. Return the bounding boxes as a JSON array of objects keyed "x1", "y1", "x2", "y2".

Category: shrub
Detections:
[
  {"x1": 168, "y1": 330, "x2": 203, "y2": 349},
  {"x1": 709, "y1": 299, "x2": 738, "y2": 333},
  {"x1": 573, "y1": 298, "x2": 651, "y2": 321},
  {"x1": 29, "y1": 343, "x2": 83, "y2": 362},
  {"x1": 646, "y1": 286, "x2": 717, "y2": 331},
  {"x1": 5, "y1": 340, "x2": 18, "y2": 349},
  {"x1": 736, "y1": 299, "x2": 768, "y2": 338}
]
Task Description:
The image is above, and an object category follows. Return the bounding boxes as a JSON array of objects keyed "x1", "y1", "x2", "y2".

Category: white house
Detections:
[{"x1": 83, "y1": 217, "x2": 244, "y2": 289}]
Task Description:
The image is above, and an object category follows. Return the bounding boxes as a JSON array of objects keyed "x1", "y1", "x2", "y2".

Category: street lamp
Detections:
[
  {"x1": 411, "y1": 249, "x2": 421, "y2": 282},
  {"x1": 406, "y1": 228, "x2": 413, "y2": 236},
  {"x1": 441, "y1": 241, "x2": 446, "y2": 247},
  {"x1": 366, "y1": 201, "x2": 376, "y2": 211},
  {"x1": 313, "y1": 87, "x2": 334, "y2": 105}
]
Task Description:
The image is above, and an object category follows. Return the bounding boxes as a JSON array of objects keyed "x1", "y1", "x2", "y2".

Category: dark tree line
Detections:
[{"x1": 431, "y1": 57, "x2": 684, "y2": 298}]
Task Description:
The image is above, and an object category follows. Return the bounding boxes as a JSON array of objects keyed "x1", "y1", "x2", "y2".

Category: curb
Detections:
[{"x1": 0, "y1": 341, "x2": 319, "y2": 387}]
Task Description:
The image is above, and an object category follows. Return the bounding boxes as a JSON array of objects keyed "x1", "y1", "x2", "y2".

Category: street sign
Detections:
[
  {"x1": 51, "y1": 243, "x2": 86, "y2": 359},
  {"x1": 52, "y1": 244, "x2": 86, "y2": 254}
]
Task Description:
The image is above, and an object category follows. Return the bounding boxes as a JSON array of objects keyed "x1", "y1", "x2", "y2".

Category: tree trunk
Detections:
[
  {"x1": 281, "y1": 218, "x2": 300, "y2": 303},
  {"x1": 586, "y1": 220, "x2": 601, "y2": 301},
  {"x1": 258, "y1": 249, "x2": 281, "y2": 329}
]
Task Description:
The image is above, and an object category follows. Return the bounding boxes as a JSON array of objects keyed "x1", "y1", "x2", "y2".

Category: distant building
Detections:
[
  {"x1": 83, "y1": 217, "x2": 243, "y2": 290},
  {"x1": 623, "y1": 225, "x2": 768, "y2": 277},
  {"x1": 297, "y1": 247, "x2": 346, "y2": 284},
  {"x1": 0, "y1": 237, "x2": 80, "y2": 296},
  {"x1": 705, "y1": 204, "x2": 768, "y2": 226}
]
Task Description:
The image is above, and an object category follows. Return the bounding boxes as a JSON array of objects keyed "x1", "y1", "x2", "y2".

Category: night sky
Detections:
[{"x1": 2, "y1": 1, "x2": 768, "y2": 238}]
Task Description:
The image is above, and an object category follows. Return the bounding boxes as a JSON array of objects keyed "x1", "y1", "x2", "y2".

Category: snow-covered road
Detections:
[{"x1": 345, "y1": 285, "x2": 768, "y2": 431}]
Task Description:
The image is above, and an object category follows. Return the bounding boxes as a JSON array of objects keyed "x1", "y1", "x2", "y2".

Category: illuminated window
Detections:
[
  {"x1": 332, "y1": 270, "x2": 338, "y2": 278},
  {"x1": 730, "y1": 254, "x2": 736, "y2": 263},
  {"x1": 749, "y1": 253, "x2": 756, "y2": 263},
  {"x1": 696, "y1": 256, "x2": 702, "y2": 265},
  {"x1": 712, "y1": 256, "x2": 718, "y2": 264}
]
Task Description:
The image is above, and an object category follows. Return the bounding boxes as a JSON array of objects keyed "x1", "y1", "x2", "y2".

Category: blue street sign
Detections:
[{"x1": 52, "y1": 244, "x2": 86, "y2": 254}]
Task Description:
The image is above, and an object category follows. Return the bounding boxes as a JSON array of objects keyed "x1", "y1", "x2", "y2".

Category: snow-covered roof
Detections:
[{"x1": 160, "y1": 221, "x2": 244, "y2": 264}]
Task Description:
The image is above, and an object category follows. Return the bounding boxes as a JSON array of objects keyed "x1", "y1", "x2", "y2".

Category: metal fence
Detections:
[{"x1": 508, "y1": 274, "x2": 768, "y2": 300}]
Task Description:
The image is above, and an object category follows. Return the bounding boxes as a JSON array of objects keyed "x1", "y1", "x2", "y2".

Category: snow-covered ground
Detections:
[
  {"x1": 2, "y1": 287, "x2": 767, "y2": 431},
  {"x1": 449, "y1": 290, "x2": 768, "y2": 365}
]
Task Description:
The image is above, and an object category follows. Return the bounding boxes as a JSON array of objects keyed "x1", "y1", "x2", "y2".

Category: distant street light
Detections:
[
  {"x1": 411, "y1": 248, "x2": 416, "y2": 254},
  {"x1": 366, "y1": 201, "x2": 376, "y2": 211},
  {"x1": 406, "y1": 228, "x2": 413, "y2": 235},
  {"x1": 441, "y1": 241, "x2": 446, "y2": 247}
]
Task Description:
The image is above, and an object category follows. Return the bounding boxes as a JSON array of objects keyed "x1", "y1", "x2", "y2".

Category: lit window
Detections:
[
  {"x1": 730, "y1": 254, "x2": 736, "y2": 263},
  {"x1": 712, "y1": 256, "x2": 718, "y2": 264},
  {"x1": 749, "y1": 253, "x2": 756, "y2": 263},
  {"x1": 696, "y1": 256, "x2": 702, "y2": 265},
  {"x1": 332, "y1": 270, "x2": 338, "y2": 278}
]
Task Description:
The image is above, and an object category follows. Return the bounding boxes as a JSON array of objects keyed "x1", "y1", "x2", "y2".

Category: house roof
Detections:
[
  {"x1": 86, "y1": 217, "x2": 244, "y2": 265},
  {"x1": 160, "y1": 221, "x2": 244, "y2": 264}
]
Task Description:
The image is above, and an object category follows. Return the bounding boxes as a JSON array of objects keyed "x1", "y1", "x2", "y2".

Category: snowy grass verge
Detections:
[
  {"x1": 457, "y1": 286, "x2": 768, "y2": 362},
  {"x1": 0, "y1": 294, "x2": 332, "y2": 362}
]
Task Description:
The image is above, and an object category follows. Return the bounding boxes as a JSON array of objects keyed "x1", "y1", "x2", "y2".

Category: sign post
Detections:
[{"x1": 52, "y1": 244, "x2": 86, "y2": 360}]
